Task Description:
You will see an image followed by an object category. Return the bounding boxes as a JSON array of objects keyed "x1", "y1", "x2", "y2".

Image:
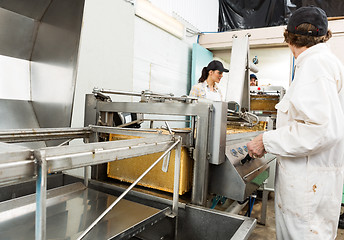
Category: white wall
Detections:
[
  {"x1": 250, "y1": 47, "x2": 291, "y2": 90},
  {"x1": 214, "y1": 47, "x2": 291, "y2": 91},
  {"x1": 68, "y1": 0, "x2": 211, "y2": 176},
  {"x1": 68, "y1": 0, "x2": 135, "y2": 177},
  {"x1": 133, "y1": 17, "x2": 191, "y2": 95},
  {"x1": 71, "y1": 0, "x2": 135, "y2": 129},
  {"x1": 149, "y1": 0, "x2": 219, "y2": 32},
  {"x1": 133, "y1": 16, "x2": 193, "y2": 128},
  {"x1": 0, "y1": 55, "x2": 30, "y2": 100}
]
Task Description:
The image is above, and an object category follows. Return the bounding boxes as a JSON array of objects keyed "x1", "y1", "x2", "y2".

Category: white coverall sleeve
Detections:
[{"x1": 263, "y1": 73, "x2": 344, "y2": 158}]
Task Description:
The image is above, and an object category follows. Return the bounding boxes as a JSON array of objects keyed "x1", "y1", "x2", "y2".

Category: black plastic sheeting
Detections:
[{"x1": 219, "y1": 0, "x2": 344, "y2": 32}]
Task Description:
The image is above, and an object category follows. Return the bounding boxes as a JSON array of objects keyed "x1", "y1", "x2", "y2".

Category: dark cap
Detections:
[
  {"x1": 250, "y1": 74, "x2": 257, "y2": 79},
  {"x1": 287, "y1": 6, "x2": 328, "y2": 36},
  {"x1": 206, "y1": 60, "x2": 229, "y2": 73}
]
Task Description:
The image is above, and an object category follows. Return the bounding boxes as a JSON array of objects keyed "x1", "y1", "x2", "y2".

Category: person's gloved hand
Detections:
[{"x1": 247, "y1": 133, "x2": 266, "y2": 158}]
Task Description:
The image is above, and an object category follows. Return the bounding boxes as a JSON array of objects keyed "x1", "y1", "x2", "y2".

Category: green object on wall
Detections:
[{"x1": 190, "y1": 43, "x2": 213, "y2": 93}]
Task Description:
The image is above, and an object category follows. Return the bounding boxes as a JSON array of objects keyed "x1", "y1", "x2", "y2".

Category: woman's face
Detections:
[{"x1": 210, "y1": 70, "x2": 223, "y2": 83}]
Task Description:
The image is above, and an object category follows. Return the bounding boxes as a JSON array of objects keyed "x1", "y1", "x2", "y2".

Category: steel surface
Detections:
[
  {"x1": 0, "y1": 8, "x2": 37, "y2": 60},
  {"x1": 0, "y1": 142, "x2": 35, "y2": 184},
  {"x1": 30, "y1": 0, "x2": 84, "y2": 136},
  {"x1": 0, "y1": 182, "x2": 167, "y2": 240},
  {"x1": 0, "y1": 0, "x2": 51, "y2": 20}
]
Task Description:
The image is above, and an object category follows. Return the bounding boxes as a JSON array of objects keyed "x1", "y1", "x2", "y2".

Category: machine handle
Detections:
[{"x1": 241, "y1": 154, "x2": 252, "y2": 165}]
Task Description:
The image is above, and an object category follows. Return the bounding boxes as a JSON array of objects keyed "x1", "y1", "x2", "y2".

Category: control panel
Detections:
[{"x1": 226, "y1": 142, "x2": 253, "y2": 166}]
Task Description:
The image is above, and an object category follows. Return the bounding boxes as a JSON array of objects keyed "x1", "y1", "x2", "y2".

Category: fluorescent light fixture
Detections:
[{"x1": 135, "y1": 0, "x2": 185, "y2": 39}]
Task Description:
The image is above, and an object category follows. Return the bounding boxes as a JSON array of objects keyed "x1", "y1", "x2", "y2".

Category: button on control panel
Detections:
[
  {"x1": 237, "y1": 147, "x2": 244, "y2": 155},
  {"x1": 230, "y1": 149, "x2": 238, "y2": 157}
]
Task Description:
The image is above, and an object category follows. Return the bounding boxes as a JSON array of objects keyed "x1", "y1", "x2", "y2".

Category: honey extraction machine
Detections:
[{"x1": 0, "y1": 1, "x2": 276, "y2": 239}]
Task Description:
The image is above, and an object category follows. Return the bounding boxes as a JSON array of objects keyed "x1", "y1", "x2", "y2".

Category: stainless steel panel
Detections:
[
  {"x1": 0, "y1": 99, "x2": 39, "y2": 129},
  {"x1": 0, "y1": 142, "x2": 35, "y2": 184},
  {"x1": 31, "y1": 0, "x2": 84, "y2": 135},
  {"x1": 0, "y1": 99, "x2": 45, "y2": 148},
  {"x1": 0, "y1": 182, "x2": 166, "y2": 240},
  {"x1": 0, "y1": 0, "x2": 51, "y2": 20},
  {"x1": 209, "y1": 142, "x2": 274, "y2": 201},
  {"x1": 208, "y1": 101, "x2": 227, "y2": 165},
  {"x1": 90, "y1": 178, "x2": 257, "y2": 240},
  {"x1": 223, "y1": 36, "x2": 250, "y2": 110},
  {"x1": 0, "y1": 8, "x2": 37, "y2": 60},
  {"x1": 177, "y1": 205, "x2": 256, "y2": 240}
]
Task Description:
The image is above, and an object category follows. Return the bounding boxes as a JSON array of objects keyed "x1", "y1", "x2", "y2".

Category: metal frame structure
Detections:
[
  {"x1": 0, "y1": 127, "x2": 182, "y2": 240},
  {"x1": 85, "y1": 93, "x2": 224, "y2": 206},
  {"x1": 0, "y1": 90, "x2": 274, "y2": 239}
]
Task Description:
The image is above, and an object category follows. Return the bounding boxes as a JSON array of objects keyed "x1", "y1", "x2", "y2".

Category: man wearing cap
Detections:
[
  {"x1": 189, "y1": 60, "x2": 229, "y2": 101},
  {"x1": 247, "y1": 6, "x2": 344, "y2": 239},
  {"x1": 250, "y1": 74, "x2": 258, "y2": 86}
]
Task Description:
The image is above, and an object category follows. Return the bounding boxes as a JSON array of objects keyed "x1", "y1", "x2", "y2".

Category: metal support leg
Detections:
[
  {"x1": 84, "y1": 166, "x2": 90, "y2": 187},
  {"x1": 172, "y1": 140, "x2": 182, "y2": 240},
  {"x1": 191, "y1": 112, "x2": 211, "y2": 206},
  {"x1": 259, "y1": 182, "x2": 269, "y2": 225},
  {"x1": 35, "y1": 151, "x2": 47, "y2": 240}
]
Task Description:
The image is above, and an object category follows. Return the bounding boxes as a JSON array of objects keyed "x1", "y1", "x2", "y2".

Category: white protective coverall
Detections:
[{"x1": 263, "y1": 43, "x2": 344, "y2": 239}]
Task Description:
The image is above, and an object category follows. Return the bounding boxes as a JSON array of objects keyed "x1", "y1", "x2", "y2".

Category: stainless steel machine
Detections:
[
  {"x1": 0, "y1": 1, "x2": 275, "y2": 238},
  {"x1": 87, "y1": 89, "x2": 275, "y2": 204},
  {"x1": 0, "y1": 89, "x2": 275, "y2": 239}
]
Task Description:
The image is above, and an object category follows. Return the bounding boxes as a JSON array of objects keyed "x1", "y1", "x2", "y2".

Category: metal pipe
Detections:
[
  {"x1": 94, "y1": 88, "x2": 142, "y2": 97},
  {"x1": 95, "y1": 88, "x2": 197, "y2": 102},
  {"x1": 172, "y1": 140, "x2": 182, "y2": 240},
  {"x1": 84, "y1": 166, "x2": 90, "y2": 187},
  {"x1": 165, "y1": 121, "x2": 173, "y2": 135},
  {"x1": 35, "y1": 151, "x2": 47, "y2": 240},
  {"x1": 89, "y1": 125, "x2": 159, "y2": 133},
  {"x1": 0, "y1": 127, "x2": 89, "y2": 135},
  {"x1": 226, "y1": 201, "x2": 248, "y2": 214},
  {"x1": 57, "y1": 139, "x2": 72, "y2": 146},
  {"x1": 116, "y1": 119, "x2": 142, "y2": 128},
  {"x1": 143, "y1": 118, "x2": 191, "y2": 122},
  {"x1": 77, "y1": 139, "x2": 181, "y2": 240}
]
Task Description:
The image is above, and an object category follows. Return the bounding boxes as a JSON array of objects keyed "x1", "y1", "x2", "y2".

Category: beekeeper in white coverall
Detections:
[{"x1": 247, "y1": 6, "x2": 344, "y2": 240}]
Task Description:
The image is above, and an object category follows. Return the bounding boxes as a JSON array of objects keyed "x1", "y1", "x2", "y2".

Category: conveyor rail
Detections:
[{"x1": 0, "y1": 128, "x2": 182, "y2": 240}]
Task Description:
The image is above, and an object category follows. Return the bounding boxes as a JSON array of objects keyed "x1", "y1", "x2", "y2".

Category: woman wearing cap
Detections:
[
  {"x1": 247, "y1": 6, "x2": 344, "y2": 239},
  {"x1": 189, "y1": 60, "x2": 229, "y2": 101}
]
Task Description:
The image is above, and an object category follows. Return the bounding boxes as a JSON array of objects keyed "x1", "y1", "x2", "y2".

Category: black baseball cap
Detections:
[
  {"x1": 287, "y1": 6, "x2": 328, "y2": 36},
  {"x1": 206, "y1": 60, "x2": 229, "y2": 73}
]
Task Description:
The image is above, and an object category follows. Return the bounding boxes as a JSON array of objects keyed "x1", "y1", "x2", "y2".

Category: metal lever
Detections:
[{"x1": 241, "y1": 154, "x2": 252, "y2": 165}]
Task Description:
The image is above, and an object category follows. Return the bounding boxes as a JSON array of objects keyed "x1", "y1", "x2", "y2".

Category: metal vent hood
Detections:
[{"x1": 0, "y1": 0, "x2": 85, "y2": 146}]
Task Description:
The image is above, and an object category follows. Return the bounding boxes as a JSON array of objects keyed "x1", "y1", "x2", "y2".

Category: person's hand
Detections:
[{"x1": 247, "y1": 133, "x2": 266, "y2": 158}]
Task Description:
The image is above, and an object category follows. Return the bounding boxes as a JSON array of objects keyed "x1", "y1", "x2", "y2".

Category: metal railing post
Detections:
[
  {"x1": 172, "y1": 139, "x2": 182, "y2": 240},
  {"x1": 35, "y1": 151, "x2": 47, "y2": 240}
]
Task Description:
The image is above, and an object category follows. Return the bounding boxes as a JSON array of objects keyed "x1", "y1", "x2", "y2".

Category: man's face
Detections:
[{"x1": 250, "y1": 78, "x2": 257, "y2": 86}]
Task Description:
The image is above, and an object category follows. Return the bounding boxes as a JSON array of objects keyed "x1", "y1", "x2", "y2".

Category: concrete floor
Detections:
[{"x1": 247, "y1": 192, "x2": 344, "y2": 240}]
